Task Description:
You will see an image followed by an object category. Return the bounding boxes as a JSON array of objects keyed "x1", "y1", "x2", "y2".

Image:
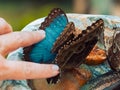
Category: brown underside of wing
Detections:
[
  {"x1": 52, "y1": 22, "x2": 76, "y2": 53},
  {"x1": 108, "y1": 30, "x2": 120, "y2": 71},
  {"x1": 46, "y1": 19, "x2": 104, "y2": 84},
  {"x1": 55, "y1": 19, "x2": 104, "y2": 70}
]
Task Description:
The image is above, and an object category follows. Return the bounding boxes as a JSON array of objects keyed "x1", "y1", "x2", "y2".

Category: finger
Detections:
[
  {"x1": 0, "y1": 18, "x2": 12, "y2": 35},
  {"x1": 5, "y1": 61, "x2": 59, "y2": 80},
  {"x1": 0, "y1": 30, "x2": 45, "y2": 56}
]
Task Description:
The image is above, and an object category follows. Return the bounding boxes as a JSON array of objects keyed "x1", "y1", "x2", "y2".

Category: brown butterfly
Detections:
[
  {"x1": 47, "y1": 19, "x2": 104, "y2": 84},
  {"x1": 108, "y1": 28, "x2": 120, "y2": 71}
]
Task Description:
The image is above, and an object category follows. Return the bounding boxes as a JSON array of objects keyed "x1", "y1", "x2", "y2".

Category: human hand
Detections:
[{"x1": 0, "y1": 18, "x2": 59, "y2": 80}]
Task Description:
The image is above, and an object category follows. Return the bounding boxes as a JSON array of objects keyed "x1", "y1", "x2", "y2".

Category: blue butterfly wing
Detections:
[{"x1": 23, "y1": 8, "x2": 68, "y2": 63}]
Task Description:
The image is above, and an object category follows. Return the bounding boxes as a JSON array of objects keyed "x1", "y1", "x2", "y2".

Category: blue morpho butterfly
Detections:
[
  {"x1": 23, "y1": 8, "x2": 68, "y2": 63},
  {"x1": 23, "y1": 8, "x2": 69, "y2": 84},
  {"x1": 23, "y1": 8, "x2": 105, "y2": 84}
]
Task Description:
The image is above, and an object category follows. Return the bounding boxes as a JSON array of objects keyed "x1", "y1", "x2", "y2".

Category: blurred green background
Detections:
[
  {"x1": 0, "y1": 0, "x2": 120, "y2": 31},
  {"x1": 0, "y1": 0, "x2": 73, "y2": 31}
]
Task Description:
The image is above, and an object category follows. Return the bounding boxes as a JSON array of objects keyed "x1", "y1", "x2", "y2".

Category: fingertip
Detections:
[
  {"x1": 51, "y1": 65, "x2": 60, "y2": 76},
  {"x1": 7, "y1": 23, "x2": 13, "y2": 32},
  {"x1": 37, "y1": 30, "x2": 46, "y2": 39},
  {"x1": 52, "y1": 65, "x2": 59, "y2": 71},
  {"x1": 33, "y1": 30, "x2": 45, "y2": 42},
  {"x1": 0, "y1": 18, "x2": 13, "y2": 34}
]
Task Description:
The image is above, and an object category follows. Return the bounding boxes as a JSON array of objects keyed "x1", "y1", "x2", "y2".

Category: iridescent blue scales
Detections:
[{"x1": 23, "y1": 8, "x2": 68, "y2": 63}]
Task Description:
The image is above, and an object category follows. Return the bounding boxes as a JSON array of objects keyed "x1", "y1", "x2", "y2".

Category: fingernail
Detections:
[
  {"x1": 37, "y1": 30, "x2": 45, "y2": 38},
  {"x1": 52, "y1": 65, "x2": 59, "y2": 71}
]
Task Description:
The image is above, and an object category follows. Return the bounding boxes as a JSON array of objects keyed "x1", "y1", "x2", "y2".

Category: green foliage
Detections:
[{"x1": 0, "y1": 1, "x2": 72, "y2": 31}]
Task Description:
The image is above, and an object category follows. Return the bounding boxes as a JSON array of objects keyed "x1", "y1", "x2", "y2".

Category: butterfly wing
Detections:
[
  {"x1": 23, "y1": 8, "x2": 68, "y2": 63},
  {"x1": 47, "y1": 22, "x2": 76, "y2": 84},
  {"x1": 108, "y1": 29, "x2": 120, "y2": 71},
  {"x1": 47, "y1": 19, "x2": 104, "y2": 84},
  {"x1": 55, "y1": 19, "x2": 104, "y2": 70},
  {"x1": 52, "y1": 22, "x2": 76, "y2": 53}
]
